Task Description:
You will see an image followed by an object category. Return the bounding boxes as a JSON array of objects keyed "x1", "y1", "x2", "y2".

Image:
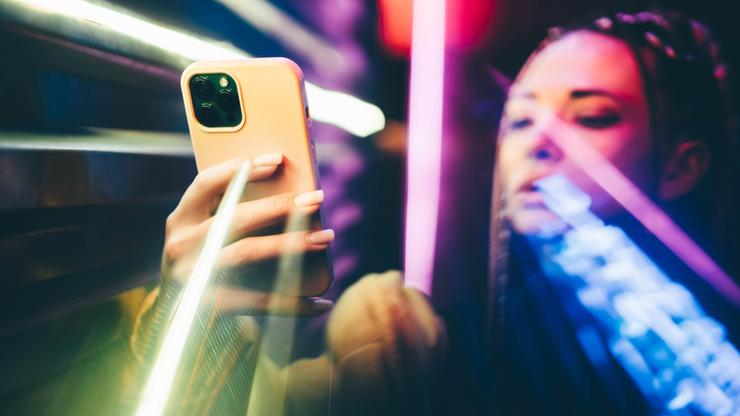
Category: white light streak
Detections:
[
  {"x1": 214, "y1": 0, "x2": 347, "y2": 77},
  {"x1": 10, "y1": 0, "x2": 386, "y2": 137},
  {"x1": 12, "y1": 0, "x2": 244, "y2": 60},
  {"x1": 305, "y1": 83, "x2": 386, "y2": 138},
  {"x1": 135, "y1": 161, "x2": 251, "y2": 416}
]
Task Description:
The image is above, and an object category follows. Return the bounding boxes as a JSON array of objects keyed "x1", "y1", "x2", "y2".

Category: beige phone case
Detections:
[{"x1": 181, "y1": 58, "x2": 332, "y2": 296}]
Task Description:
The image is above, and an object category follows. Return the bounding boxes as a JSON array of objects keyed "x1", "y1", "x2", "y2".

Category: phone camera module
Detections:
[
  {"x1": 191, "y1": 76, "x2": 214, "y2": 99},
  {"x1": 188, "y1": 73, "x2": 242, "y2": 128},
  {"x1": 216, "y1": 90, "x2": 239, "y2": 112}
]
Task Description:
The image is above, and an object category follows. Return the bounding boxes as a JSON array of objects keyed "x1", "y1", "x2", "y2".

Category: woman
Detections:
[
  {"x1": 474, "y1": 10, "x2": 739, "y2": 415},
  {"x1": 488, "y1": 10, "x2": 738, "y2": 416},
  {"x1": 134, "y1": 9, "x2": 738, "y2": 416}
]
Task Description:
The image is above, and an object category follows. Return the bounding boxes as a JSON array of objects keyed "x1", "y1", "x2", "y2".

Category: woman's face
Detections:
[{"x1": 499, "y1": 30, "x2": 655, "y2": 234}]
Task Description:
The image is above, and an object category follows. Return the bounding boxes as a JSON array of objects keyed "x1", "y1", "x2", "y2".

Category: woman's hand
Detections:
[
  {"x1": 161, "y1": 153, "x2": 334, "y2": 316},
  {"x1": 327, "y1": 271, "x2": 446, "y2": 379}
]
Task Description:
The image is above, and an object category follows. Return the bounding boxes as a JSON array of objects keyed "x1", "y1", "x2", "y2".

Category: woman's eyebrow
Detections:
[{"x1": 570, "y1": 89, "x2": 619, "y2": 100}]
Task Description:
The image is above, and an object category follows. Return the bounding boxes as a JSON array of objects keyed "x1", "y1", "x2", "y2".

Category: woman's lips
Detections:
[
  {"x1": 515, "y1": 190, "x2": 546, "y2": 208},
  {"x1": 510, "y1": 178, "x2": 549, "y2": 208}
]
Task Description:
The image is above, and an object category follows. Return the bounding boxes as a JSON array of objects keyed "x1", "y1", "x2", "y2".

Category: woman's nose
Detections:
[
  {"x1": 527, "y1": 129, "x2": 563, "y2": 163},
  {"x1": 532, "y1": 146, "x2": 555, "y2": 160}
]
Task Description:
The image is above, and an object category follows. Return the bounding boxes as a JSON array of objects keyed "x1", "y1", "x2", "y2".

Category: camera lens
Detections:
[
  {"x1": 216, "y1": 90, "x2": 239, "y2": 112},
  {"x1": 191, "y1": 76, "x2": 214, "y2": 99},
  {"x1": 196, "y1": 103, "x2": 218, "y2": 126}
]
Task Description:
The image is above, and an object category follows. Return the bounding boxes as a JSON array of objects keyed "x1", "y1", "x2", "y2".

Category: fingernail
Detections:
[
  {"x1": 294, "y1": 190, "x2": 324, "y2": 207},
  {"x1": 306, "y1": 229, "x2": 334, "y2": 245},
  {"x1": 311, "y1": 298, "x2": 333, "y2": 311},
  {"x1": 253, "y1": 153, "x2": 283, "y2": 166}
]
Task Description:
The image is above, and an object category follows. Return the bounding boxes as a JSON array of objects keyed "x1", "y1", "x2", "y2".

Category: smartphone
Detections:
[{"x1": 180, "y1": 58, "x2": 332, "y2": 297}]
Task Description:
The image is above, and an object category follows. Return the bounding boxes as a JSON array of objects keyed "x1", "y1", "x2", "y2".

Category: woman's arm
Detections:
[{"x1": 120, "y1": 155, "x2": 333, "y2": 414}]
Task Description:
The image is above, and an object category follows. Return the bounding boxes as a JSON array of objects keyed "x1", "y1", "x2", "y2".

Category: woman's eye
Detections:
[
  {"x1": 576, "y1": 113, "x2": 621, "y2": 129},
  {"x1": 507, "y1": 117, "x2": 533, "y2": 131}
]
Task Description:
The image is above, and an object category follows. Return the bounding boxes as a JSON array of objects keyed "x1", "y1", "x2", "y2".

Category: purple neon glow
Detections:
[
  {"x1": 404, "y1": 0, "x2": 446, "y2": 295},
  {"x1": 544, "y1": 115, "x2": 740, "y2": 307}
]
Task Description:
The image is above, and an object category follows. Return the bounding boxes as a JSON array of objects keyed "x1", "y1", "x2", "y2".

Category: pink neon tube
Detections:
[{"x1": 404, "y1": 0, "x2": 446, "y2": 295}]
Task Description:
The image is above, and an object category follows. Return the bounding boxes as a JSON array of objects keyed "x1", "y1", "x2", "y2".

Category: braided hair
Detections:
[
  {"x1": 550, "y1": 11, "x2": 738, "y2": 239},
  {"x1": 487, "y1": 9, "x2": 740, "y2": 350}
]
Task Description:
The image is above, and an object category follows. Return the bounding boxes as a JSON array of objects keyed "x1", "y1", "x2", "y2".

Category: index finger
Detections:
[{"x1": 175, "y1": 153, "x2": 283, "y2": 224}]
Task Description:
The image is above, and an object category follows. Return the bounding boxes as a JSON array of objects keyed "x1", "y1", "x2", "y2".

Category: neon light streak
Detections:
[
  {"x1": 403, "y1": 0, "x2": 446, "y2": 295},
  {"x1": 245, "y1": 212, "x2": 309, "y2": 416},
  {"x1": 10, "y1": 0, "x2": 386, "y2": 137},
  {"x1": 544, "y1": 115, "x2": 740, "y2": 306},
  {"x1": 135, "y1": 161, "x2": 251, "y2": 416}
]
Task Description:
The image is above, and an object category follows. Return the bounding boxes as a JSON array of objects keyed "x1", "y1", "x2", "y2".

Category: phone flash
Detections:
[{"x1": 219, "y1": 77, "x2": 229, "y2": 88}]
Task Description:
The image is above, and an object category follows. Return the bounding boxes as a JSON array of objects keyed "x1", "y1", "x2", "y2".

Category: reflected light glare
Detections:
[
  {"x1": 10, "y1": 0, "x2": 386, "y2": 137},
  {"x1": 245, "y1": 212, "x2": 308, "y2": 416},
  {"x1": 135, "y1": 161, "x2": 252, "y2": 416},
  {"x1": 544, "y1": 115, "x2": 740, "y2": 307},
  {"x1": 403, "y1": 0, "x2": 446, "y2": 295}
]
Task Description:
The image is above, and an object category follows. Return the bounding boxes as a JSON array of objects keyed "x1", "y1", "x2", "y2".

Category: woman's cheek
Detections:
[
  {"x1": 561, "y1": 130, "x2": 653, "y2": 218},
  {"x1": 497, "y1": 141, "x2": 520, "y2": 192}
]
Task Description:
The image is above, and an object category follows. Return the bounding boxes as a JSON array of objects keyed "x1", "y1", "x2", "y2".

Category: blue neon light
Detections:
[{"x1": 530, "y1": 175, "x2": 740, "y2": 415}]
